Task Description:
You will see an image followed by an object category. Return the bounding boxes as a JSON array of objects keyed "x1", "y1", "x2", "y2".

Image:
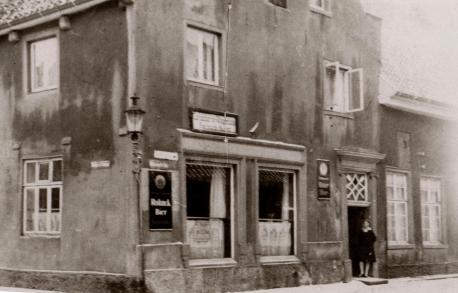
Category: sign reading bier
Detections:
[
  {"x1": 190, "y1": 109, "x2": 238, "y2": 136},
  {"x1": 149, "y1": 171, "x2": 172, "y2": 230}
]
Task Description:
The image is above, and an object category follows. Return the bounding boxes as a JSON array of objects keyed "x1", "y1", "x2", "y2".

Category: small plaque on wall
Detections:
[
  {"x1": 149, "y1": 171, "x2": 173, "y2": 230},
  {"x1": 190, "y1": 108, "x2": 238, "y2": 136},
  {"x1": 317, "y1": 159, "x2": 331, "y2": 200}
]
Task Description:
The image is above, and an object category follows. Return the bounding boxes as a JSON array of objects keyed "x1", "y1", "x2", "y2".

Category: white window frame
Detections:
[
  {"x1": 28, "y1": 36, "x2": 59, "y2": 93},
  {"x1": 421, "y1": 176, "x2": 443, "y2": 245},
  {"x1": 185, "y1": 161, "x2": 235, "y2": 263},
  {"x1": 324, "y1": 61, "x2": 364, "y2": 113},
  {"x1": 23, "y1": 157, "x2": 63, "y2": 236},
  {"x1": 257, "y1": 167, "x2": 298, "y2": 259},
  {"x1": 386, "y1": 171, "x2": 410, "y2": 245},
  {"x1": 310, "y1": 0, "x2": 332, "y2": 16},
  {"x1": 185, "y1": 26, "x2": 221, "y2": 86},
  {"x1": 345, "y1": 172, "x2": 369, "y2": 206}
]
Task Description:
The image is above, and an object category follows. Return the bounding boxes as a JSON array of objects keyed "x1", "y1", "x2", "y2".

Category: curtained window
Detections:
[
  {"x1": 186, "y1": 163, "x2": 232, "y2": 259},
  {"x1": 23, "y1": 158, "x2": 62, "y2": 235},
  {"x1": 29, "y1": 37, "x2": 58, "y2": 92},
  {"x1": 421, "y1": 177, "x2": 442, "y2": 244},
  {"x1": 185, "y1": 27, "x2": 220, "y2": 85},
  {"x1": 258, "y1": 169, "x2": 295, "y2": 256},
  {"x1": 386, "y1": 172, "x2": 409, "y2": 244}
]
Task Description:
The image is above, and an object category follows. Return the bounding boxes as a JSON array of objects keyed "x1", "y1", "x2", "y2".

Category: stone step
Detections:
[{"x1": 354, "y1": 277, "x2": 389, "y2": 285}]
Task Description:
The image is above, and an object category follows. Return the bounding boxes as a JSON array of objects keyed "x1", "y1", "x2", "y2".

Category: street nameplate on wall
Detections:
[
  {"x1": 190, "y1": 109, "x2": 238, "y2": 136},
  {"x1": 149, "y1": 171, "x2": 172, "y2": 230},
  {"x1": 90, "y1": 160, "x2": 111, "y2": 169},
  {"x1": 317, "y1": 159, "x2": 331, "y2": 199}
]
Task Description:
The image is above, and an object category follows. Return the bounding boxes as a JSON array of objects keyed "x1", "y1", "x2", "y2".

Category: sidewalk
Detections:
[
  {"x1": 2, "y1": 274, "x2": 458, "y2": 293},
  {"x1": 233, "y1": 274, "x2": 458, "y2": 293},
  {"x1": 0, "y1": 288, "x2": 60, "y2": 293}
]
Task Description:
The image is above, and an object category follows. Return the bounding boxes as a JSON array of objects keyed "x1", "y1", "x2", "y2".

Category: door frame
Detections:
[{"x1": 336, "y1": 147, "x2": 385, "y2": 279}]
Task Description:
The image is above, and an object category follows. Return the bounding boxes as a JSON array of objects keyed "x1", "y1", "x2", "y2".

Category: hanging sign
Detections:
[
  {"x1": 149, "y1": 171, "x2": 173, "y2": 230},
  {"x1": 190, "y1": 109, "x2": 238, "y2": 136},
  {"x1": 317, "y1": 159, "x2": 331, "y2": 199}
]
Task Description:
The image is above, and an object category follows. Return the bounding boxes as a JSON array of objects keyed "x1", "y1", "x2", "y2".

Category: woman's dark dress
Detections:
[{"x1": 357, "y1": 229, "x2": 377, "y2": 263}]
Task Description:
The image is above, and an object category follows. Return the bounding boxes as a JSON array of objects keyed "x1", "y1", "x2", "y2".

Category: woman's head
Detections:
[{"x1": 362, "y1": 219, "x2": 371, "y2": 228}]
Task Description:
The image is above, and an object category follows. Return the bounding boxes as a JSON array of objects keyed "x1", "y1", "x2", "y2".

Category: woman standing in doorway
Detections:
[{"x1": 357, "y1": 220, "x2": 377, "y2": 277}]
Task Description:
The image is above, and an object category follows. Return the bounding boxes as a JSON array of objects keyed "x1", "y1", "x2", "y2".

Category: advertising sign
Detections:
[
  {"x1": 190, "y1": 109, "x2": 238, "y2": 136},
  {"x1": 317, "y1": 159, "x2": 331, "y2": 199},
  {"x1": 149, "y1": 171, "x2": 172, "y2": 230}
]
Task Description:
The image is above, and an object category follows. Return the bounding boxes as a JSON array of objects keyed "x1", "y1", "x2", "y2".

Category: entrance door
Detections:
[{"x1": 348, "y1": 206, "x2": 369, "y2": 276}]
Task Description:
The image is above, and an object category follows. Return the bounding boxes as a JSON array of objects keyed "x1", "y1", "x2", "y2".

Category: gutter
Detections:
[{"x1": 0, "y1": 0, "x2": 112, "y2": 36}]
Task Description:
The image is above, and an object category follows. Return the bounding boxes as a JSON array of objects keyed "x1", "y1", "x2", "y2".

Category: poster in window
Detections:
[
  {"x1": 317, "y1": 159, "x2": 331, "y2": 199},
  {"x1": 149, "y1": 171, "x2": 172, "y2": 230}
]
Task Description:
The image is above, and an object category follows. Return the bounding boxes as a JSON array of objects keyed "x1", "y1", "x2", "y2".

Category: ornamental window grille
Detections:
[{"x1": 345, "y1": 173, "x2": 368, "y2": 203}]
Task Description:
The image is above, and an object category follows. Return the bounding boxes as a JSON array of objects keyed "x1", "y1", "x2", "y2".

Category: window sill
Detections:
[
  {"x1": 259, "y1": 255, "x2": 301, "y2": 265},
  {"x1": 310, "y1": 6, "x2": 332, "y2": 18},
  {"x1": 188, "y1": 258, "x2": 237, "y2": 268},
  {"x1": 186, "y1": 79, "x2": 225, "y2": 92},
  {"x1": 25, "y1": 88, "x2": 59, "y2": 99},
  {"x1": 423, "y1": 243, "x2": 448, "y2": 249},
  {"x1": 21, "y1": 234, "x2": 60, "y2": 239},
  {"x1": 387, "y1": 243, "x2": 416, "y2": 250},
  {"x1": 323, "y1": 109, "x2": 354, "y2": 119}
]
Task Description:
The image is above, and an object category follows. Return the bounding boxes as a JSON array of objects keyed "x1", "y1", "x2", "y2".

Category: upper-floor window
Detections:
[
  {"x1": 324, "y1": 61, "x2": 364, "y2": 113},
  {"x1": 28, "y1": 37, "x2": 59, "y2": 93},
  {"x1": 186, "y1": 26, "x2": 220, "y2": 86},
  {"x1": 23, "y1": 158, "x2": 62, "y2": 235},
  {"x1": 421, "y1": 177, "x2": 443, "y2": 244},
  {"x1": 386, "y1": 172, "x2": 409, "y2": 244},
  {"x1": 310, "y1": 0, "x2": 332, "y2": 14}
]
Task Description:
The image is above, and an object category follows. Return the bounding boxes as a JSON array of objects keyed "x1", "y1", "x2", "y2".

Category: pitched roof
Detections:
[{"x1": 0, "y1": 0, "x2": 81, "y2": 26}]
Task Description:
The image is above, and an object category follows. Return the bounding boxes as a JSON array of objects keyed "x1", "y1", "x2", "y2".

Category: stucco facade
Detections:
[{"x1": 0, "y1": 0, "x2": 456, "y2": 292}]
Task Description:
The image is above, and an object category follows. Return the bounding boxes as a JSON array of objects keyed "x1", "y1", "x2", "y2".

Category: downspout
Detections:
[{"x1": 125, "y1": 0, "x2": 144, "y2": 283}]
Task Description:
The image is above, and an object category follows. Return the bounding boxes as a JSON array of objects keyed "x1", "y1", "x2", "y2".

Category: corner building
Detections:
[{"x1": 0, "y1": 0, "x2": 457, "y2": 292}]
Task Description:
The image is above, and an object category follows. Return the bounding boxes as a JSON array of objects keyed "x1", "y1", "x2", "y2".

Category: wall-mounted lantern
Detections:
[{"x1": 125, "y1": 96, "x2": 146, "y2": 141}]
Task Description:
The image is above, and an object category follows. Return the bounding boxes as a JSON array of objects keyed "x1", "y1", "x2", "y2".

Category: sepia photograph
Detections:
[{"x1": 0, "y1": 0, "x2": 457, "y2": 292}]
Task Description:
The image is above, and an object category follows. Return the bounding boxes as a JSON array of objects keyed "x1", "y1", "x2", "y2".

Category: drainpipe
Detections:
[{"x1": 124, "y1": 0, "x2": 144, "y2": 283}]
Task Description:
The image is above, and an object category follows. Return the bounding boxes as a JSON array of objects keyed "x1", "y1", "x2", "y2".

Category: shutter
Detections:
[{"x1": 346, "y1": 68, "x2": 364, "y2": 112}]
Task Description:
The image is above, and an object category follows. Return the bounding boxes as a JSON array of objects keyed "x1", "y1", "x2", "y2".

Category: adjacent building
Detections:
[{"x1": 0, "y1": 0, "x2": 456, "y2": 292}]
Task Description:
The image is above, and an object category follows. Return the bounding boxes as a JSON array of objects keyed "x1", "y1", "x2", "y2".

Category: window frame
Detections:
[
  {"x1": 345, "y1": 172, "x2": 369, "y2": 206},
  {"x1": 323, "y1": 60, "x2": 364, "y2": 113},
  {"x1": 28, "y1": 36, "x2": 59, "y2": 93},
  {"x1": 310, "y1": 0, "x2": 332, "y2": 17},
  {"x1": 269, "y1": 0, "x2": 287, "y2": 8},
  {"x1": 420, "y1": 176, "x2": 445, "y2": 246},
  {"x1": 385, "y1": 169, "x2": 413, "y2": 247},
  {"x1": 256, "y1": 166, "x2": 298, "y2": 260},
  {"x1": 185, "y1": 24, "x2": 222, "y2": 87},
  {"x1": 22, "y1": 29, "x2": 60, "y2": 96},
  {"x1": 22, "y1": 157, "x2": 63, "y2": 236},
  {"x1": 184, "y1": 159, "x2": 236, "y2": 264}
]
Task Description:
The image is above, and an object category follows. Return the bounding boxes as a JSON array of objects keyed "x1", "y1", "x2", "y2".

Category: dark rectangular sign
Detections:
[
  {"x1": 317, "y1": 159, "x2": 331, "y2": 199},
  {"x1": 149, "y1": 171, "x2": 172, "y2": 230}
]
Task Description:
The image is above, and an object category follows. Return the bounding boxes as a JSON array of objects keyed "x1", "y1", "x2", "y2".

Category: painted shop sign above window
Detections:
[
  {"x1": 190, "y1": 109, "x2": 238, "y2": 136},
  {"x1": 149, "y1": 171, "x2": 173, "y2": 230},
  {"x1": 317, "y1": 159, "x2": 331, "y2": 199}
]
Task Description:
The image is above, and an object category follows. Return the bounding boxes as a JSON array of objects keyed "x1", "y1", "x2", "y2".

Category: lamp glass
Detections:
[{"x1": 125, "y1": 111, "x2": 144, "y2": 133}]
